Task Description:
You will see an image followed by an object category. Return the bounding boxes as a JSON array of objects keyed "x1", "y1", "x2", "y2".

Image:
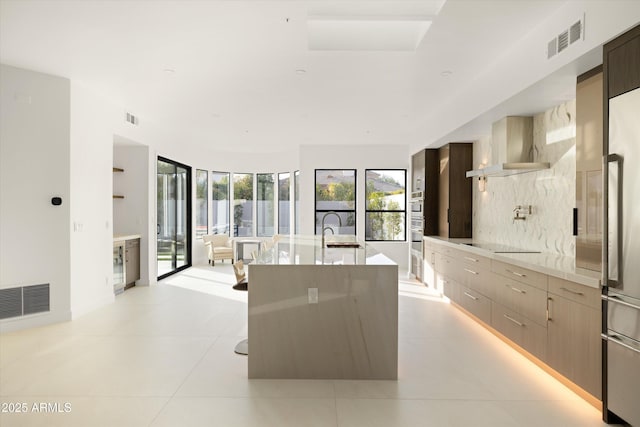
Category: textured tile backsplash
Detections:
[{"x1": 473, "y1": 100, "x2": 576, "y2": 256}]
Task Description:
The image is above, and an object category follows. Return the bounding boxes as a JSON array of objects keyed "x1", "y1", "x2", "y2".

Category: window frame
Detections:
[
  {"x1": 364, "y1": 168, "x2": 407, "y2": 242},
  {"x1": 314, "y1": 169, "x2": 357, "y2": 236},
  {"x1": 195, "y1": 169, "x2": 208, "y2": 238},
  {"x1": 211, "y1": 171, "x2": 230, "y2": 236},
  {"x1": 257, "y1": 172, "x2": 275, "y2": 237},
  {"x1": 232, "y1": 172, "x2": 255, "y2": 237},
  {"x1": 278, "y1": 172, "x2": 291, "y2": 235}
]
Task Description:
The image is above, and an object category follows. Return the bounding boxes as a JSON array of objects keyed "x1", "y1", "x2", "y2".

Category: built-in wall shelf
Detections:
[{"x1": 113, "y1": 167, "x2": 124, "y2": 198}]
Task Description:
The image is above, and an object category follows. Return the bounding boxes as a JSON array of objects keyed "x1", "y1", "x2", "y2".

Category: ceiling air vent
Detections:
[
  {"x1": 125, "y1": 112, "x2": 139, "y2": 126},
  {"x1": 557, "y1": 29, "x2": 569, "y2": 53}
]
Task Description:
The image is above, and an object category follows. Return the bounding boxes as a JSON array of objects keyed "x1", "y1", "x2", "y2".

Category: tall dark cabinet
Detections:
[
  {"x1": 411, "y1": 149, "x2": 439, "y2": 235},
  {"x1": 410, "y1": 149, "x2": 439, "y2": 281},
  {"x1": 438, "y1": 143, "x2": 473, "y2": 238}
]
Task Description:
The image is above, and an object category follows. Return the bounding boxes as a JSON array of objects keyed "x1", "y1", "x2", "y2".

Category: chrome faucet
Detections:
[{"x1": 321, "y1": 211, "x2": 342, "y2": 248}]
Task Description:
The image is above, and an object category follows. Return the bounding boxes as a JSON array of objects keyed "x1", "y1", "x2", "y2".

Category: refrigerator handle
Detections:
[{"x1": 604, "y1": 153, "x2": 623, "y2": 288}]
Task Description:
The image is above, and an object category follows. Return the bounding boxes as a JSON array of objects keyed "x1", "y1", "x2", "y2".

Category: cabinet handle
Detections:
[
  {"x1": 464, "y1": 268, "x2": 478, "y2": 275},
  {"x1": 503, "y1": 314, "x2": 525, "y2": 327},
  {"x1": 464, "y1": 256, "x2": 478, "y2": 263},
  {"x1": 506, "y1": 284, "x2": 526, "y2": 294},
  {"x1": 559, "y1": 287, "x2": 584, "y2": 296},
  {"x1": 602, "y1": 333, "x2": 640, "y2": 354},
  {"x1": 506, "y1": 269, "x2": 526, "y2": 278},
  {"x1": 547, "y1": 297, "x2": 553, "y2": 321},
  {"x1": 464, "y1": 292, "x2": 478, "y2": 301},
  {"x1": 606, "y1": 295, "x2": 640, "y2": 311}
]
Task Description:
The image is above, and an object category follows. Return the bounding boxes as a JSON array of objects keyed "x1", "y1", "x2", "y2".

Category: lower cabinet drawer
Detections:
[
  {"x1": 441, "y1": 275, "x2": 459, "y2": 302},
  {"x1": 461, "y1": 265, "x2": 496, "y2": 300},
  {"x1": 458, "y1": 286, "x2": 491, "y2": 325},
  {"x1": 494, "y1": 276, "x2": 548, "y2": 327},
  {"x1": 436, "y1": 253, "x2": 461, "y2": 283},
  {"x1": 491, "y1": 302, "x2": 547, "y2": 361}
]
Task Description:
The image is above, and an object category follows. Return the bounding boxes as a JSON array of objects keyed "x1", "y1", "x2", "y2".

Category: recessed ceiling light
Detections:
[
  {"x1": 440, "y1": 70, "x2": 453, "y2": 77},
  {"x1": 295, "y1": 69, "x2": 307, "y2": 75},
  {"x1": 163, "y1": 68, "x2": 175, "y2": 74}
]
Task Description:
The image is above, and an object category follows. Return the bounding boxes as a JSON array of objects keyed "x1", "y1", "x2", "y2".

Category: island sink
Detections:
[{"x1": 325, "y1": 242, "x2": 362, "y2": 248}]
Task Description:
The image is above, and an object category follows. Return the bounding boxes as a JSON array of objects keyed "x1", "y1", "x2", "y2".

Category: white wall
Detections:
[
  {"x1": 415, "y1": 0, "x2": 640, "y2": 151},
  {"x1": 0, "y1": 64, "x2": 71, "y2": 331},
  {"x1": 299, "y1": 144, "x2": 410, "y2": 270},
  {"x1": 472, "y1": 100, "x2": 576, "y2": 256},
  {"x1": 113, "y1": 142, "x2": 151, "y2": 285},
  {"x1": 69, "y1": 81, "x2": 120, "y2": 317}
]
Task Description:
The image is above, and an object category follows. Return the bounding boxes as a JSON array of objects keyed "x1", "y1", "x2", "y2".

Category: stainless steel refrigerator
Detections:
[{"x1": 603, "y1": 86, "x2": 640, "y2": 426}]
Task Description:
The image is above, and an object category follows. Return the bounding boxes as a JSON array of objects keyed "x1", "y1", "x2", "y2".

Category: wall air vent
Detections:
[
  {"x1": 125, "y1": 112, "x2": 139, "y2": 126},
  {"x1": 569, "y1": 19, "x2": 583, "y2": 44},
  {"x1": 547, "y1": 14, "x2": 585, "y2": 60},
  {"x1": 557, "y1": 30, "x2": 569, "y2": 53},
  {"x1": 0, "y1": 284, "x2": 50, "y2": 320},
  {"x1": 547, "y1": 38, "x2": 557, "y2": 59}
]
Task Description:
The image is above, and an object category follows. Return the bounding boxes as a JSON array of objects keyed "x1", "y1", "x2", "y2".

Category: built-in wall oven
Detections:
[{"x1": 410, "y1": 193, "x2": 425, "y2": 280}]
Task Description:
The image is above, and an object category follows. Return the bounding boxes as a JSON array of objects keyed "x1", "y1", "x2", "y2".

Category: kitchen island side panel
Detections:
[{"x1": 248, "y1": 264, "x2": 398, "y2": 379}]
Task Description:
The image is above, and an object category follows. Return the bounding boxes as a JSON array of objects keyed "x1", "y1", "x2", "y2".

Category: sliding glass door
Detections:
[{"x1": 157, "y1": 157, "x2": 191, "y2": 279}]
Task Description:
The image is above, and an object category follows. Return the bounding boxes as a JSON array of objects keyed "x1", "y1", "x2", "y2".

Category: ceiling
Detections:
[{"x1": 0, "y1": 0, "x2": 609, "y2": 154}]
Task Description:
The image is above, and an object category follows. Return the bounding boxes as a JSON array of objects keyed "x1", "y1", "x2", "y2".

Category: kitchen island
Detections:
[{"x1": 247, "y1": 235, "x2": 398, "y2": 379}]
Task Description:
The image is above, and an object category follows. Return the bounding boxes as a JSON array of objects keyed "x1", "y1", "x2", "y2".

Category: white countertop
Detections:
[
  {"x1": 114, "y1": 234, "x2": 141, "y2": 242},
  {"x1": 425, "y1": 236, "x2": 601, "y2": 289},
  {"x1": 251, "y1": 235, "x2": 396, "y2": 266}
]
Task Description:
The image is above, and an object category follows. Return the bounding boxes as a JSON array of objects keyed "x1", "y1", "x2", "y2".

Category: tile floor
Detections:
[{"x1": 0, "y1": 265, "x2": 611, "y2": 426}]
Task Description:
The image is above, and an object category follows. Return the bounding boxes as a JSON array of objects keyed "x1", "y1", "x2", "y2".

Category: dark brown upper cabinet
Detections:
[{"x1": 438, "y1": 143, "x2": 473, "y2": 238}]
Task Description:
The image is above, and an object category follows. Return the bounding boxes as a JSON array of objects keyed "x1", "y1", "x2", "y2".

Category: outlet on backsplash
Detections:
[{"x1": 513, "y1": 205, "x2": 532, "y2": 222}]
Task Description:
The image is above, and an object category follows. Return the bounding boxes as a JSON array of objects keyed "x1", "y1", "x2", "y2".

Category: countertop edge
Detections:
[
  {"x1": 424, "y1": 236, "x2": 601, "y2": 289},
  {"x1": 114, "y1": 234, "x2": 142, "y2": 242}
]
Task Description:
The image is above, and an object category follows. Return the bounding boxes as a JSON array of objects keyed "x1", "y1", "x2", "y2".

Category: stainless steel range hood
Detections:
[{"x1": 466, "y1": 116, "x2": 550, "y2": 178}]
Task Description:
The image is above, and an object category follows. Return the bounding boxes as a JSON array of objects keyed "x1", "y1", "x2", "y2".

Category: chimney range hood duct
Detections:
[{"x1": 466, "y1": 116, "x2": 550, "y2": 178}]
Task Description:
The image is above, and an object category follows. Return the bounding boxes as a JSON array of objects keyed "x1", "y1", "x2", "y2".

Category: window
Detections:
[
  {"x1": 233, "y1": 173, "x2": 253, "y2": 237},
  {"x1": 365, "y1": 169, "x2": 406, "y2": 241},
  {"x1": 257, "y1": 173, "x2": 275, "y2": 237},
  {"x1": 211, "y1": 172, "x2": 230, "y2": 235},
  {"x1": 278, "y1": 172, "x2": 291, "y2": 235},
  {"x1": 294, "y1": 171, "x2": 300, "y2": 234},
  {"x1": 195, "y1": 169, "x2": 208, "y2": 238},
  {"x1": 315, "y1": 169, "x2": 356, "y2": 235}
]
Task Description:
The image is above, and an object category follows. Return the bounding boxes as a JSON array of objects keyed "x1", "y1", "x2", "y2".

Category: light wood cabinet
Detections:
[
  {"x1": 441, "y1": 275, "x2": 460, "y2": 303},
  {"x1": 458, "y1": 285, "x2": 491, "y2": 324},
  {"x1": 125, "y1": 238, "x2": 140, "y2": 288},
  {"x1": 493, "y1": 275, "x2": 548, "y2": 327},
  {"x1": 491, "y1": 301, "x2": 547, "y2": 361},
  {"x1": 438, "y1": 144, "x2": 473, "y2": 238},
  {"x1": 429, "y1": 238, "x2": 601, "y2": 402},
  {"x1": 491, "y1": 260, "x2": 548, "y2": 290},
  {"x1": 547, "y1": 277, "x2": 601, "y2": 398},
  {"x1": 460, "y1": 253, "x2": 495, "y2": 299},
  {"x1": 423, "y1": 240, "x2": 437, "y2": 289}
]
